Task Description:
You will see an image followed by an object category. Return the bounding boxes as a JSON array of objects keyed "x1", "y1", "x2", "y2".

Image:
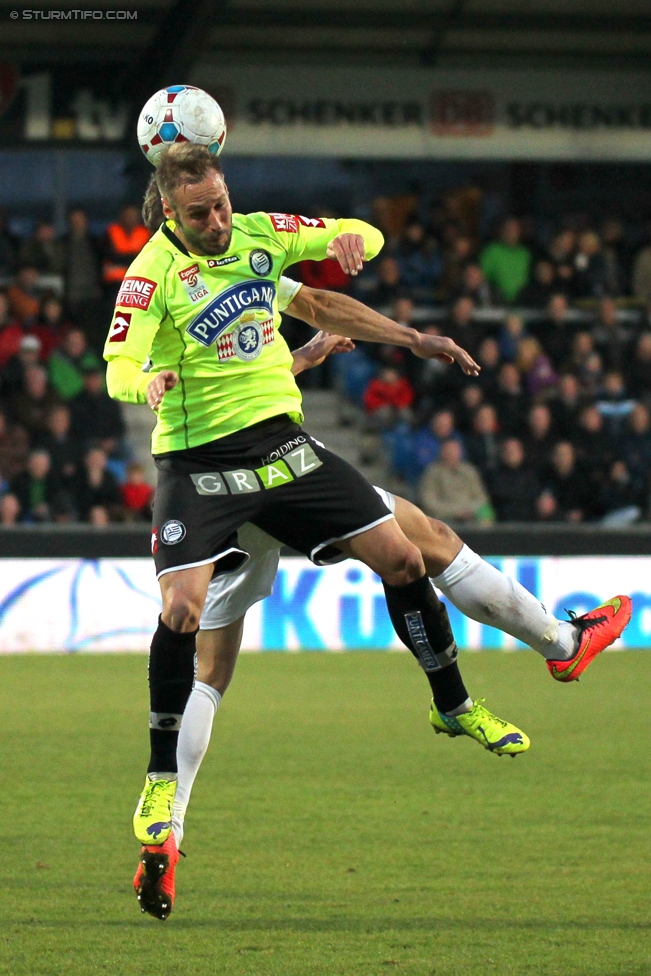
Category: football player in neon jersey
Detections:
[{"x1": 111, "y1": 149, "x2": 631, "y2": 920}]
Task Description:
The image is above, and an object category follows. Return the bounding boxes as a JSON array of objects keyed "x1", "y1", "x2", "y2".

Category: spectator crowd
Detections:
[
  {"x1": 3, "y1": 192, "x2": 651, "y2": 526},
  {"x1": 0, "y1": 204, "x2": 154, "y2": 525}
]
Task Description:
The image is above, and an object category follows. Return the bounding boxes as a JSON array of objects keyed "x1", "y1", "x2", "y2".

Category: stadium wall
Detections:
[{"x1": 0, "y1": 528, "x2": 649, "y2": 652}]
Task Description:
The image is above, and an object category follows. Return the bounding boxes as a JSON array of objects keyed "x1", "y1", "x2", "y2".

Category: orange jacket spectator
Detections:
[
  {"x1": 7, "y1": 266, "x2": 40, "y2": 324},
  {"x1": 102, "y1": 205, "x2": 151, "y2": 286}
]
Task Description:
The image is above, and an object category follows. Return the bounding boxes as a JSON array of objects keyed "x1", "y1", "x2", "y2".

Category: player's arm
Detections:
[
  {"x1": 259, "y1": 213, "x2": 383, "y2": 277},
  {"x1": 287, "y1": 284, "x2": 481, "y2": 376}
]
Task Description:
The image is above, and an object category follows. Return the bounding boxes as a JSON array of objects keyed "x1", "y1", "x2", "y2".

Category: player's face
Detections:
[{"x1": 165, "y1": 172, "x2": 233, "y2": 255}]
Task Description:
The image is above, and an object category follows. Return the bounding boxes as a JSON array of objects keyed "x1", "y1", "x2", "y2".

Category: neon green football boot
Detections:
[
  {"x1": 133, "y1": 775, "x2": 177, "y2": 845},
  {"x1": 429, "y1": 698, "x2": 530, "y2": 757}
]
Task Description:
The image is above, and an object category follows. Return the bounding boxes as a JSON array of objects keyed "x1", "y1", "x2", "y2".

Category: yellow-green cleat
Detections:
[
  {"x1": 429, "y1": 698, "x2": 530, "y2": 757},
  {"x1": 133, "y1": 776, "x2": 177, "y2": 845}
]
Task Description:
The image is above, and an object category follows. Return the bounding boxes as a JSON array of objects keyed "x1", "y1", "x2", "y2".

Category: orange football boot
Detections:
[
  {"x1": 133, "y1": 833, "x2": 182, "y2": 920},
  {"x1": 547, "y1": 595, "x2": 632, "y2": 682}
]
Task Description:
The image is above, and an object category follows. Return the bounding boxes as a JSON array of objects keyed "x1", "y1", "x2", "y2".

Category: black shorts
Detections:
[{"x1": 151, "y1": 415, "x2": 394, "y2": 578}]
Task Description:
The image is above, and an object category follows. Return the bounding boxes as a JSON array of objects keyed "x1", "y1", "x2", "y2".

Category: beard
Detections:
[{"x1": 176, "y1": 219, "x2": 233, "y2": 256}]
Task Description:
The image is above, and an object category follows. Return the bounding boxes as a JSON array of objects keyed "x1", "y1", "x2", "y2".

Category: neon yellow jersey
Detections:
[{"x1": 104, "y1": 212, "x2": 383, "y2": 454}]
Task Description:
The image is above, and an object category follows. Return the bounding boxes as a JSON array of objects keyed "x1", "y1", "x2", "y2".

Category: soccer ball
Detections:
[{"x1": 137, "y1": 85, "x2": 227, "y2": 167}]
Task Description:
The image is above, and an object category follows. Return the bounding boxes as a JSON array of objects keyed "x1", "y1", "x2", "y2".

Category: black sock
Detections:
[
  {"x1": 383, "y1": 574, "x2": 470, "y2": 714},
  {"x1": 147, "y1": 615, "x2": 197, "y2": 775}
]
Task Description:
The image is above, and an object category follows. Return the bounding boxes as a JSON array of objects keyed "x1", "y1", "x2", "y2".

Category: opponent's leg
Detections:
[
  {"x1": 393, "y1": 497, "x2": 631, "y2": 674},
  {"x1": 337, "y1": 520, "x2": 528, "y2": 755},
  {"x1": 172, "y1": 617, "x2": 243, "y2": 845}
]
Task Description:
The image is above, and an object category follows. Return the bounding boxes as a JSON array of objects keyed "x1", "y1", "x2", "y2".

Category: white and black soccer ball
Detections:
[{"x1": 137, "y1": 85, "x2": 227, "y2": 167}]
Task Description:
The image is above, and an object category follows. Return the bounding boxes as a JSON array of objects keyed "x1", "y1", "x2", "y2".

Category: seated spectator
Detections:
[
  {"x1": 11, "y1": 364, "x2": 61, "y2": 438},
  {"x1": 465, "y1": 404, "x2": 501, "y2": 478},
  {"x1": 632, "y1": 230, "x2": 651, "y2": 304},
  {"x1": 418, "y1": 438, "x2": 493, "y2": 524},
  {"x1": 627, "y1": 332, "x2": 651, "y2": 401},
  {"x1": 440, "y1": 233, "x2": 474, "y2": 298},
  {"x1": 523, "y1": 403, "x2": 556, "y2": 474},
  {"x1": 600, "y1": 218, "x2": 628, "y2": 297},
  {"x1": 619, "y1": 403, "x2": 651, "y2": 483},
  {"x1": 392, "y1": 218, "x2": 442, "y2": 299},
  {"x1": 367, "y1": 256, "x2": 403, "y2": 307},
  {"x1": 572, "y1": 404, "x2": 616, "y2": 490},
  {"x1": 550, "y1": 372, "x2": 585, "y2": 438},
  {"x1": 591, "y1": 297, "x2": 634, "y2": 373},
  {"x1": 32, "y1": 404, "x2": 81, "y2": 491},
  {"x1": 121, "y1": 461, "x2": 154, "y2": 521},
  {"x1": 0, "y1": 289, "x2": 23, "y2": 368},
  {"x1": 454, "y1": 262, "x2": 493, "y2": 307},
  {"x1": 475, "y1": 336, "x2": 501, "y2": 397},
  {"x1": 596, "y1": 371, "x2": 636, "y2": 438},
  {"x1": 455, "y1": 383, "x2": 484, "y2": 433},
  {"x1": 498, "y1": 312, "x2": 527, "y2": 363},
  {"x1": 363, "y1": 366, "x2": 414, "y2": 428},
  {"x1": 532, "y1": 293, "x2": 578, "y2": 368},
  {"x1": 75, "y1": 446, "x2": 122, "y2": 522},
  {"x1": 0, "y1": 208, "x2": 19, "y2": 278},
  {"x1": 1, "y1": 333, "x2": 41, "y2": 400},
  {"x1": 516, "y1": 336, "x2": 558, "y2": 397},
  {"x1": 0, "y1": 407, "x2": 29, "y2": 481},
  {"x1": 392, "y1": 408, "x2": 463, "y2": 484},
  {"x1": 518, "y1": 259, "x2": 558, "y2": 307},
  {"x1": 70, "y1": 365, "x2": 125, "y2": 456},
  {"x1": 578, "y1": 350, "x2": 604, "y2": 399},
  {"x1": 546, "y1": 229, "x2": 576, "y2": 296},
  {"x1": 535, "y1": 489, "x2": 561, "y2": 522},
  {"x1": 7, "y1": 264, "x2": 41, "y2": 324},
  {"x1": 62, "y1": 207, "x2": 102, "y2": 342},
  {"x1": 48, "y1": 328, "x2": 102, "y2": 401},
  {"x1": 493, "y1": 363, "x2": 528, "y2": 436},
  {"x1": 0, "y1": 492, "x2": 20, "y2": 525},
  {"x1": 444, "y1": 296, "x2": 479, "y2": 357},
  {"x1": 9, "y1": 448, "x2": 61, "y2": 522},
  {"x1": 598, "y1": 460, "x2": 645, "y2": 525},
  {"x1": 563, "y1": 329, "x2": 595, "y2": 376},
  {"x1": 573, "y1": 231, "x2": 609, "y2": 299},
  {"x1": 19, "y1": 220, "x2": 65, "y2": 275},
  {"x1": 28, "y1": 293, "x2": 70, "y2": 360},
  {"x1": 480, "y1": 217, "x2": 531, "y2": 304},
  {"x1": 488, "y1": 437, "x2": 541, "y2": 521},
  {"x1": 541, "y1": 441, "x2": 593, "y2": 523}
]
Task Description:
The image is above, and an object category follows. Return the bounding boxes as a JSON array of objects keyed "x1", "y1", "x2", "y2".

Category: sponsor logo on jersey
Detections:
[
  {"x1": 160, "y1": 519, "x2": 186, "y2": 545},
  {"x1": 108, "y1": 311, "x2": 132, "y2": 342},
  {"x1": 186, "y1": 279, "x2": 276, "y2": 347},
  {"x1": 297, "y1": 215, "x2": 326, "y2": 228},
  {"x1": 178, "y1": 263, "x2": 210, "y2": 303},
  {"x1": 249, "y1": 248, "x2": 272, "y2": 276},
  {"x1": 207, "y1": 255, "x2": 239, "y2": 268},
  {"x1": 116, "y1": 276, "x2": 157, "y2": 310},
  {"x1": 268, "y1": 212, "x2": 298, "y2": 233},
  {"x1": 217, "y1": 317, "x2": 274, "y2": 361}
]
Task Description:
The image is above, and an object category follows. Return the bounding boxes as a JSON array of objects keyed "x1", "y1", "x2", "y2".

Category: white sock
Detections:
[
  {"x1": 431, "y1": 545, "x2": 577, "y2": 661},
  {"x1": 172, "y1": 681, "x2": 221, "y2": 846}
]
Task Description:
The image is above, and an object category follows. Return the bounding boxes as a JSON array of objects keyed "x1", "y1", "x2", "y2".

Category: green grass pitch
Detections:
[{"x1": 2, "y1": 651, "x2": 649, "y2": 976}]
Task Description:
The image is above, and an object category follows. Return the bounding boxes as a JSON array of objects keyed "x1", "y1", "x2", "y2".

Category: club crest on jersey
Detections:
[
  {"x1": 217, "y1": 316, "x2": 275, "y2": 362},
  {"x1": 249, "y1": 249, "x2": 272, "y2": 276},
  {"x1": 186, "y1": 279, "x2": 276, "y2": 347},
  {"x1": 178, "y1": 263, "x2": 209, "y2": 303}
]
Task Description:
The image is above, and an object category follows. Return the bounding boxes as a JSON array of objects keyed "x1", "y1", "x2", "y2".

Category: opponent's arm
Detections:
[
  {"x1": 290, "y1": 332, "x2": 354, "y2": 375},
  {"x1": 287, "y1": 285, "x2": 481, "y2": 376}
]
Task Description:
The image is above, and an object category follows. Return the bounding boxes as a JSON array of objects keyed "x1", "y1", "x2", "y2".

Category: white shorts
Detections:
[{"x1": 200, "y1": 486, "x2": 396, "y2": 629}]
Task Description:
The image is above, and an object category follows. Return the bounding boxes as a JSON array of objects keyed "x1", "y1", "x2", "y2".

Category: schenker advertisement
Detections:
[
  {"x1": 2, "y1": 63, "x2": 651, "y2": 160},
  {"x1": 0, "y1": 556, "x2": 649, "y2": 653}
]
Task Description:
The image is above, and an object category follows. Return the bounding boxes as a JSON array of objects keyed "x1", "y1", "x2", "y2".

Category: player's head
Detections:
[
  {"x1": 155, "y1": 144, "x2": 232, "y2": 256},
  {"x1": 142, "y1": 175, "x2": 165, "y2": 232}
]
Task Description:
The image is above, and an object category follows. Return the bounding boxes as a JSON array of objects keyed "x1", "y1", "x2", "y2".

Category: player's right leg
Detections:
[{"x1": 392, "y1": 496, "x2": 631, "y2": 677}]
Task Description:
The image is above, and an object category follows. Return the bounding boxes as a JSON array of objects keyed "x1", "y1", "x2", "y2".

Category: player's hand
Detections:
[
  {"x1": 291, "y1": 332, "x2": 355, "y2": 374},
  {"x1": 326, "y1": 233, "x2": 366, "y2": 275},
  {"x1": 412, "y1": 334, "x2": 481, "y2": 376},
  {"x1": 146, "y1": 370, "x2": 179, "y2": 411}
]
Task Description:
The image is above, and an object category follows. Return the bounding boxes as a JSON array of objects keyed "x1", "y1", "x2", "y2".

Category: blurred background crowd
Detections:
[{"x1": 2, "y1": 187, "x2": 651, "y2": 526}]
